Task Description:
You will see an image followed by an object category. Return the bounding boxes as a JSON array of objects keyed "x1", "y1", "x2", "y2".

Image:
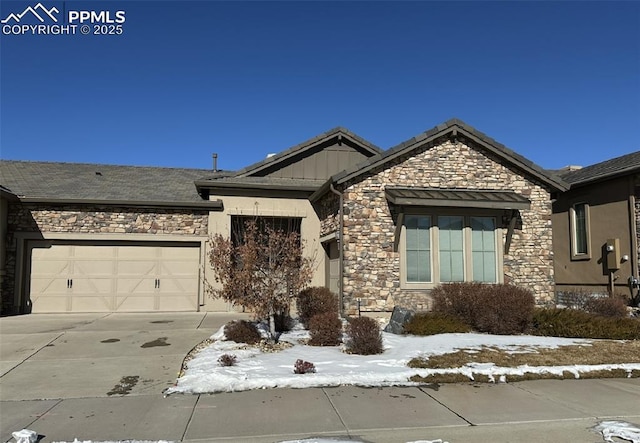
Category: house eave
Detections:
[
  {"x1": 328, "y1": 120, "x2": 570, "y2": 193},
  {"x1": 16, "y1": 197, "x2": 223, "y2": 210},
  {"x1": 565, "y1": 165, "x2": 640, "y2": 189},
  {"x1": 195, "y1": 179, "x2": 319, "y2": 193}
]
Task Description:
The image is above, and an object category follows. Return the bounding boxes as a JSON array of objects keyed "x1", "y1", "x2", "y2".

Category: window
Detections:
[
  {"x1": 231, "y1": 216, "x2": 302, "y2": 247},
  {"x1": 471, "y1": 217, "x2": 497, "y2": 282},
  {"x1": 402, "y1": 213, "x2": 501, "y2": 287},
  {"x1": 405, "y1": 215, "x2": 431, "y2": 282},
  {"x1": 229, "y1": 216, "x2": 302, "y2": 268},
  {"x1": 439, "y1": 216, "x2": 464, "y2": 282},
  {"x1": 570, "y1": 202, "x2": 590, "y2": 259}
]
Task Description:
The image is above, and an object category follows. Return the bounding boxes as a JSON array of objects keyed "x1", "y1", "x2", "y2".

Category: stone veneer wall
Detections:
[
  {"x1": 1, "y1": 203, "x2": 208, "y2": 313},
  {"x1": 314, "y1": 192, "x2": 340, "y2": 237},
  {"x1": 336, "y1": 139, "x2": 554, "y2": 315}
]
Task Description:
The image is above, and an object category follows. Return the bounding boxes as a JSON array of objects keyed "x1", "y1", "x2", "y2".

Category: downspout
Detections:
[
  {"x1": 628, "y1": 177, "x2": 638, "y2": 302},
  {"x1": 329, "y1": 183, "x2": 344, "y2": 316}
]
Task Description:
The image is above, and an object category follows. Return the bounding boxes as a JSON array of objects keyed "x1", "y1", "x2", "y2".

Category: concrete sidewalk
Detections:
[
  {"x1": 2, "y1": 313, "x2": 639, "y2": 442},
  {"x1": 2, "y1": 380, "x2": 639, "y2": 442}
]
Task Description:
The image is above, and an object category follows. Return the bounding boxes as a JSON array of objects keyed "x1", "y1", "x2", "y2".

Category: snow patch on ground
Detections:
[
  {"x1": 51, "y1": 441, "x2": 174, "y2": 443},
  {"x1": 280, "y1": 439, "x2": 448, "y2": 443},
  {"x1": 594, "y1": 421, "x2": 640, "y2": 443},
  {"x1": 166, "y1": 326, "x2": 640, "y2": 394}
]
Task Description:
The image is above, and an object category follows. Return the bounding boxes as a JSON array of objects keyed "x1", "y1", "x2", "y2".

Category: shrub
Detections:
[
  {"x1": 224, "y1": 320, "x2": 261, "y2": 344},
  {"x1": 293, "y1": 359, "x2": 316, "y2": 374},
  {"x1": 432, "y1": 282, "x2": 535, "y2": 335},
  {"x1": 532, "y1": 308, "x2": 640, "y2": 340},
  {"x1": 297, "y1": 287, "x2": 339, "y2": 328},
  {"x1": 274, "y1": 310, "x2": 295, "y2": 332},
  {"x1": 583, "y1": 295, "x2": 629, "y2": 318},
  {"x1": 308, "y1": 312, "x2": 343, "y2": 346},
  {"x1": 345, "y1": 316, "x2": 384, "y2": 355},
  {"x1": 218, "y1": 354, "x2": 237, "y2": 367},
  {"x1": 403, "y1": 312, "x2": 472, "y2": 336}
]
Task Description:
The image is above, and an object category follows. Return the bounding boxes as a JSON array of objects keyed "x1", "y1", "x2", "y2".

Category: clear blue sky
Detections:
[{"x1": 1, "y1": 1, "x2": 639, "y2": 172}]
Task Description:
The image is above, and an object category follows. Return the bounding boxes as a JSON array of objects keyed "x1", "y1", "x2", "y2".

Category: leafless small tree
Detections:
[{"x1": 207, "y1": 218, "x2": 315, "y2": 341}]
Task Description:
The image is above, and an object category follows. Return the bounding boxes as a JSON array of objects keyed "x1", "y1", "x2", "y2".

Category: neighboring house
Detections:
[
  {"x1": 1, "y1": 119, "x2": 575, "y2": 315},
  {"x1": 552, "y1": 151, "x2": 640, "y2": 301}
]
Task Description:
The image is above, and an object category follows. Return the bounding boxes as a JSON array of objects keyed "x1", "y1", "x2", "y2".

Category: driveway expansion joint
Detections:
[
  {"x1": 321, "y1": 387, "x2": 352, "y2": 437},
  {"x1": 181, "y1": 394, "x2": 201, "y2": 441},
  {"x1": 0, "y1": 332, "x2": 65, "y2": 379},
  {"x1": 418, "y1": 386, "x2": 476, "y2": 426}
]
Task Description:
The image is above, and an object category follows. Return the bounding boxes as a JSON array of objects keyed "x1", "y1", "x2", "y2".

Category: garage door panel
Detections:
[
  {"x1": 32, "y1": 245, "x2": 72, "y2": 259},
  {"x1": 30, "y1": 294, "x2": 69, "y2": 313},
  {"x1": 116, "y1": 277, "x2": 156, "y2": 294},
  {"x1": 74, "y1": 261, "x2": 115, "y2": 277},
  {"x1": 73, "y1": 246, "x2": 116, "y2": 259},
  {"x1": 115, "y1": 295, "x2": 157, "y2": 312},
  {"x1": 160, "y1": 246, "x2": 198, "y2": 260},
  {"x1": 72, "y1": 294, "x2": 113, "y2": 312},
  {"x1": 71, "y1": 277, "x2": 114, "y2": 294},
  {"x1": 158, "y1": 261, "x2": 199, "y2": 276},
  {"x1": 158, "y1": 277, "x2": 199, "y2": 295},
  {"x1": 29, "y1": 243, "x2": 201, "y2": 313},
  {"x1": 116, "y1": 261, "x2": 156, "y2": 276},
  {"x1": 31, "y1": 260, "x2": 70, "y2": 276},
  {"x1": 116, "y1": 246, "x2": 158, "y2": 259},
  {"x1": 158, "y1": 296, "x2": 196, "y2": 311},
  {"x1": 30, "y1": 277, "x2": 69, "y2": 295}
]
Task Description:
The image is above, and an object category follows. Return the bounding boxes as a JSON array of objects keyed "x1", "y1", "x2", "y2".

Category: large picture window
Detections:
[{"x1": 402, "y1": 214, "x2": 500, "y2": 287}]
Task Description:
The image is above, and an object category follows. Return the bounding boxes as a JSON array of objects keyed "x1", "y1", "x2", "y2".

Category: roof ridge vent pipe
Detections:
[{"x1": 212, "y1": 153, "x2": 218, "y2": 172}]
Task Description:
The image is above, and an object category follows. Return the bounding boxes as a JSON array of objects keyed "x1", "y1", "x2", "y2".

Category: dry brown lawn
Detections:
[{"x1": 408, "y1": 340, "x2": 640, "y2": 384}]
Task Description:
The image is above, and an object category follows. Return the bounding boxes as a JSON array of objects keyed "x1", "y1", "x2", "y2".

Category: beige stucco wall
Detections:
[
  {"x1": 333, "y1": 139, "x2": 554, "y2": 314},
  {"x1": 552, "y1": 175, "x2": 635, "y2": 296},
  {"x1": 205, "y1": 195, "x2": 325, "y2": 311}
]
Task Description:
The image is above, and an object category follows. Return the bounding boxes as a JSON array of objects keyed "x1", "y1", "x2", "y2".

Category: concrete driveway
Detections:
[
  {"x1": 1, "y1": 313, "x2": 639, "y2": 443},
  {"x1": 0, "y1": 312, "x2": 246, "y2": 400}
]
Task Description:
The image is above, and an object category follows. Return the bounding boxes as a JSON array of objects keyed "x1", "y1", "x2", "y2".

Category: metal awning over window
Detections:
[{"x1": 385, "y1": 187, "x2": 531, "y2": 210}]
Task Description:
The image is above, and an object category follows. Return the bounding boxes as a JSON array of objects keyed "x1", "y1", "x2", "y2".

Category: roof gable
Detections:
[
  {"x1": 234, "y1": 127, "x2": 382, "y2": 180},
  {"x1": 313, "y1": 119, "x2": 568, "y2": 199}
]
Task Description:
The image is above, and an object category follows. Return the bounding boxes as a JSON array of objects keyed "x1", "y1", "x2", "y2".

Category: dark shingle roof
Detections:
[
  {"x1": 0, "y1": 160, "x2": 227, "y2": 206},
  {"x1": 558, "y1": 151, "x2": 640, "y2": 185},
  {"x1": 311, "y1": 118, "x2": 569, "y2": 201}
]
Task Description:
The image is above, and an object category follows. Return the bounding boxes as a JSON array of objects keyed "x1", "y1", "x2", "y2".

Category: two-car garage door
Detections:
[{"x1": 28, "y1": 242, "x2": 201, "y2": 313}]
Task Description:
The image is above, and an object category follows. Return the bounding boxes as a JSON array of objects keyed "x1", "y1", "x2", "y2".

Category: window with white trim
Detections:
[{"x1": 401, "y1": 213, "x2": 501, "y2": 287}]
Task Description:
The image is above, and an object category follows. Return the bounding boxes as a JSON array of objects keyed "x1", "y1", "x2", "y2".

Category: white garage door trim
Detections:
[{"x1": 28, "y1": 241, "x2": 201, "y2": 313}]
